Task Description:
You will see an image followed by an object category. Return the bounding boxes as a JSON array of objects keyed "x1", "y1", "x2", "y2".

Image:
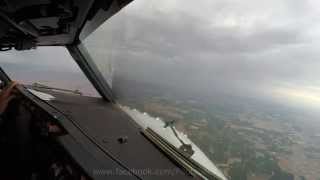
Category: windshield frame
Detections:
[
  {"x1": 79, "y1": 0, "x2": 133, "y2": 41},
  {"x1": 65, "y1": 1, "x2": 134, "y2": 102},
  {"x1": 66, "y1": 44, "x2": 115, "y2": 102},
  {"x1": 72, "y1": 1, "x2": 228, "y2": 179}
]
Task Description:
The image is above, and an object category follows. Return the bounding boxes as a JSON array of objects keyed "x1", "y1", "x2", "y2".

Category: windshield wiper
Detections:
[
  {"x1": 142, "y1": 127, "x2": 221, "y2": 180},
  {"x1": 164, "y1": 120, "x2": 195, "y2": 157},
  {"x1": 30, "y1": 82, "x2": 83, "y2": 95}
]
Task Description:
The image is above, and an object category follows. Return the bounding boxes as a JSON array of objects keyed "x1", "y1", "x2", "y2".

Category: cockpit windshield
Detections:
[{"x1": 79, "y1": 0, "x2": 320, "y2": 179}]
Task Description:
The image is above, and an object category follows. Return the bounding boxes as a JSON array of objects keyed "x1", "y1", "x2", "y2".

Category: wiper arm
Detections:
[
  {"x1": 142, "y1": 127, "x2": 221, "y2": 180},
  {"x1": 164, "y1": 120, "x2": 195, "y2": 157}
]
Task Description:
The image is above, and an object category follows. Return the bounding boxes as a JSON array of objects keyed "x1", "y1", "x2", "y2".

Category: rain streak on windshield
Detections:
[{"x1": 81, "y1": 0, "x2": 320, "y2": 179}]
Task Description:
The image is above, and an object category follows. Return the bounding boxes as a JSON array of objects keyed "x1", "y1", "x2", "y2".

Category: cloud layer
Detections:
[
  {"x1": 81, "y1": 0, "x2": 320, "y2": 108},
  {"x1": 2, "y1": 0, "x2": 320, "y2": 109}
]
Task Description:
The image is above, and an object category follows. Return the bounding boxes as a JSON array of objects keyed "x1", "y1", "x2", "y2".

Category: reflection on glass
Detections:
[{"x1": 81, "y1": 0, "x2": 320, "y2": 179}]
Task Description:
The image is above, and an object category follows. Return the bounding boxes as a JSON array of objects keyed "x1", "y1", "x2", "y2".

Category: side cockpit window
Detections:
[{"x1": 0, "y1": 47, "x2": 99, "y2": 97}]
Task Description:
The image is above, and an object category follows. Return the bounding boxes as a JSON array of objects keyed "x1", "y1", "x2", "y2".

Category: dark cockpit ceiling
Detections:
[{"x1": 0, "y1": 0, "x2": 132, "y2": 51}]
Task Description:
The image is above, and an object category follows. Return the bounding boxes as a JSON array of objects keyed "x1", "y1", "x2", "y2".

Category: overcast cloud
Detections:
[
  {"x1": 83, "y1": 0, "x2": 320, "y2": 109},
  {"x1": 2, "y1": 0, "x2": 320, "y2": 109}
]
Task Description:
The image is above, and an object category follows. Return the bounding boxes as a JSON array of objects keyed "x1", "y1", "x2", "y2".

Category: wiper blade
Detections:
[
  {"x1": 164, "y1": 120, "x2": 195, "y2": 157},
  {"x1": 142, "y1": 127, "x2": 222, "y2": 180},
  {"x1": 31, "y1": 82, "x2": 83, "y2": 95}
]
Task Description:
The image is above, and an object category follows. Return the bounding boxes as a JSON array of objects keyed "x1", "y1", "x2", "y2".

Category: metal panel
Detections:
[{"x1": 67, "y1": 45, "x2": 115, "y2": 102}]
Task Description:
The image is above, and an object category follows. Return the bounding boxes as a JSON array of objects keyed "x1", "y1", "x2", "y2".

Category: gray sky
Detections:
[
  {"x1": 2, "y1": 0, "x2": 320, "y2": 109},
  {"x1": 88, "y1": 0, "x2": 320, "y2": 109},
  {"x1": 0, "y1": 47, "x2": 99, "y2": 96}
]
